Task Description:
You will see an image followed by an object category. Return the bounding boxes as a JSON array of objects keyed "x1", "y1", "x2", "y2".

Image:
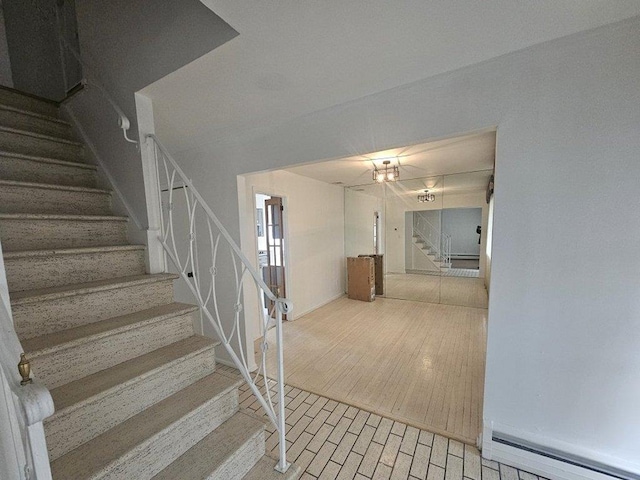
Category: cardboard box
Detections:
[
  {"x1": 347, "y1": 257, "x2": 375, "y2": 302},
  {"x1": 358, "y1": 254, "x2": 383, "y2": 295}
]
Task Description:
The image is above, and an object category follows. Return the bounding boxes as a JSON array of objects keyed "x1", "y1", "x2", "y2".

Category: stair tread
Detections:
[
  {"x1": 0, "y1": 213, "x2": 127, "y2": 221},
  {"x1": 51, "y1": 371, "x2": 239, "y2": 479},
  {"x1": 4, "y1": 244, "x2": 145, "y2": 259},
  {"x1": 0, "y1": 125, "x2": 83, "y2": 146},
  {"x1": 0, "y1": 104, "x2": 71, "y2": 126},
  {"x1": 23, "y1": 302, "x2": 198, "y2": 355},
  {"x1": 244, "y1": 456, "x2": 302, "y2": 480},
  {"x1": 0, "y1": 150, "x2": 96, "y2": 169},
  {"x1": 9, "y1": 273, "x2": 179, "y2": 305},
  {"x1": 152, "y1": 411, "x2": 264, "y2": 480},
  {"x1": 50, "y1": 336, "x2": 218, "y2": 413},
  {"x1": 0, "y1": 178, "x2": 109, "y2": 194}
]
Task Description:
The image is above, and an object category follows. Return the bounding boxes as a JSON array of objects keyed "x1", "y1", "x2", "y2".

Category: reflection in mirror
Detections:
[
  {"x1": 344, "y1": 169, "x2": 493, "y2": 308},
  {"x1": 383, "y1": 175, "x2": 444, "y2": 304},
  {"x1": 440, "y1": 170, "x2": 492, "y2": 308}
]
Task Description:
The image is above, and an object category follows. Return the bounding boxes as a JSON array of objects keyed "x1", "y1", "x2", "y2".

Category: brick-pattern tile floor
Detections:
[{"x1": 219, "y1": 365, "x2": 547, "y2": 480}]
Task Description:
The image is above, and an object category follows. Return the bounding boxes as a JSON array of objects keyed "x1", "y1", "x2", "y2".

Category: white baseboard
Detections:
[
  {"x1": 215, "y1": 356, "x2": 258, "y2": 374},
  {"x1": 482, "y1": 422, "x2": 639, "y2": 480},
  {"x1": 289, "y1": 292, "x2": 345, "y2": 320},
  {"x1": 487, "y1": 441, "x2": 627, "y2": 480}
]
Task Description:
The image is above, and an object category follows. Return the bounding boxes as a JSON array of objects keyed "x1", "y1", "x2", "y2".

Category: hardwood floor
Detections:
[
  {"x1": 260, "y1": 295, "x2": 487, "y2": 444},
  {"x1": 384, "y1": 273, "x2": 488, "y2": 309}
]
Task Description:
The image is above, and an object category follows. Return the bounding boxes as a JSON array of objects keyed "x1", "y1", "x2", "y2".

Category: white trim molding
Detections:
[{"x1": 482, "y1": 421, "x2": 640, "y2": 480}]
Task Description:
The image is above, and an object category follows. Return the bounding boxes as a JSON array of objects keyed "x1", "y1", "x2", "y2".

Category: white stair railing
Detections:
[
  {"x1": 442, "y1": 234, "x2": 452, "y2": 268},
  {"x1": 146, "y1": 134, "x2": 291, "y2": 473},
  {"x1": 413, "y1": 212, "x2": 451, "y2": 269},
  {"x1": 0, "y1": 241, "x2": 54, "y2": 480}
]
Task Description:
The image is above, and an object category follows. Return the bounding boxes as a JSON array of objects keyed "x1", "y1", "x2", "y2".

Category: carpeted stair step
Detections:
[
  {"x1": 44, "y1": 336, "x2": 220, "y2": 461},
  {"x1": 4, "y1": 245, "x2": 146, "y2": 292},
  {"x1": 10, "y1": 273, "x2": 178, "y2": 339},
  {"x1": 0, "y1": 152, "x2": 97, "y2": 187},
  {"x1": 0, "y1": 87, "x2": 59, "y2": 118},
  {"x1": 0, "y1": 180, "x2": 111, "y2": 215},
  {"x1": 243, "y1": 456, "x2": 302, "y2": 480},
  {"x1": 152, "y1": 411, "x2": 266, "y2": 480},
  {"x1": 51, "y1": 370, "x2": 240, "y2": 479},
  {"x1": 0, "y1": 213, "x2": 129, "y2": 251},
  {"x1": 0, "y1": 105, "x2": 74, "y2": 139},
  {"x1": 23, "y1": 302, "x2": 199, "y2": 389},
  {"x1": 0, "y1": 126, "x2": 85, "y2": 162}
]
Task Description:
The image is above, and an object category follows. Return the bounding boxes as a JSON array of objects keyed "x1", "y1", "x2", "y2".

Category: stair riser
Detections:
[
  {"x1": 5, "y1": 249, "x2": 146, "y2": 292},
  {"x1": 0, "y1": 155, "x2": 96, "y2": 187},
  {"x1": 0, "y1": 218, "x2": 128, "y2": 251},
  {"x1": 0, "y1": 89, "x2": 59, "y2": 118},
  {"x1": 0, "y1": 184, "x2": 111, "y2": 215},
  {"x1": 32, "y1": 311, "x2": 196, "y2": 390},
  {"x1": 0, "y1": 108, "x2": 73, "y2": 139},
  {"x1": 45, "y1": 345, "x2": 216, "y2": 461},
  {"x1": 0, "y1": 130, "x2": 84, "y2": 162},
  {"x1": 13, "y1": 280, "x2": 175, "y2": 339},
  {"x1": 209, "y1": 431, "x2": 265, "y2": 480},
  {"x1": 94, "y1": 388, "x2": 238, "y2": 480}
]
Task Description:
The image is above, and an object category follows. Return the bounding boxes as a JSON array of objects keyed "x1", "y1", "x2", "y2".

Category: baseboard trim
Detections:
[
  {"x1": 498, "y1": 434, "x2": 637, "y2": 480},
  {"x1": 482, "y1": 427, "x2": 639, "y2": 480},
  {"x1": 406, "y1": 269, "x2": 441, "y2": 276},
  {"x1": 289, "y1": 292, "x2": 345, "y2": 320},
  {"x1": 215, "y1": 356, "x2": 258, "y2": 374}
]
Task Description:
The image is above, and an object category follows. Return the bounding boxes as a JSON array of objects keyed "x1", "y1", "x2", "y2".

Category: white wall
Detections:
[
  {"x1": 152, "y1": 17, "x2": 640, "y2": 476},
  {"x1": 442, "y1": 208, "x2": 482, "y2": 256},
  {"x1": 64, "y1": 0, "x2": 237, "y2": 227},
  {"x1": 1, "y1": 0, "x2": 66, "y2": 100},
  {"x1": 384, "y1": 193, "x2": 412, "y2": 273},
  {"x1": 345, "y1": 189, "x2": 383, "y2": 259},
  {"x1": 442, "y1": 191, "x2": 488, "y2": 276},
  {"x1": 239, "y1": 170, "x2": 345, "y2": 343}
]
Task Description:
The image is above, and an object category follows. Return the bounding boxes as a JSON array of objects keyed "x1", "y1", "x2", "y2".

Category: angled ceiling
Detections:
[{"x1": 143, "y1": 2, "x2": 640, "y2": 155}]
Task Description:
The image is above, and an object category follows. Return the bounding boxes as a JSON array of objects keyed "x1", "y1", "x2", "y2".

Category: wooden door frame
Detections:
[{"x1": 252, "y1": 189, "x2": 293, "y2": 320}]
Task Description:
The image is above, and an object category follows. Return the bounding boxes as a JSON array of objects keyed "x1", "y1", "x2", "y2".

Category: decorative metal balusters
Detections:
[
  {"x1": 147, "y1": 135, "x2": 291, "y2": 473},
  {"x1": 414, "y1": 212, "x2": 451, "y2": 270}
]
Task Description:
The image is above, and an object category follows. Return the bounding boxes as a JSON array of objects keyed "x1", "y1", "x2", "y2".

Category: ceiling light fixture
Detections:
[
  {"x1": 373, "y1": 160, "x2": 399, "y2": 183},
  {"x1": 418, "y1": 190, "x2": 435, "y2": 202}
]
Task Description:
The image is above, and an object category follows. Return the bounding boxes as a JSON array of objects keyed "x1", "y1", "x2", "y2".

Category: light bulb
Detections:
[
  {"x1": 387, "y1": 172, "x2": 395, "y2": 181},
  {"x1": 376, "y1": 173, "x2": 385, "y2": 183}
]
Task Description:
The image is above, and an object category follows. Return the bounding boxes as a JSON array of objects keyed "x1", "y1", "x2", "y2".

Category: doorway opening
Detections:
[
  {"x1": 255, "y1": 194, "x2": 287, "y2": 321},
  {"x1": 240, "y1": 128, "x2": 496, "y2": 444}
]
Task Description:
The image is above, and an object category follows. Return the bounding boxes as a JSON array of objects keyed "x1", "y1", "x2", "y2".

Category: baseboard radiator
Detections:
[{"x1": 492, "y1": 433, "x2": 639, "y2": 480}]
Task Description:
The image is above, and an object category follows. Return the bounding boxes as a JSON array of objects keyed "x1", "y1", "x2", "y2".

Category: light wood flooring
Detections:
[
  {"x1": 384, "y1": 273, "x2": 488, "y2": 309},
  {"x1": 261, "y1": 295, "x2": 487, "y2": 445}
]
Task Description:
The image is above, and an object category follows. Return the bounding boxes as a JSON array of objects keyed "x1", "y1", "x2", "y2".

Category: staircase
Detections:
[
  {"x1": 412, "y1": 235, "x2": 451, "y2": 271},
  {"x1": 0, "y1": 87, "x2": 298, "y2": 479}
]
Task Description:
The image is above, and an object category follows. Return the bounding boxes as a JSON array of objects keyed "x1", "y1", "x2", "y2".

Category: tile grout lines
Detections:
[{"x1": 219, "y1": 365, "x2": 550, "y2": 480}]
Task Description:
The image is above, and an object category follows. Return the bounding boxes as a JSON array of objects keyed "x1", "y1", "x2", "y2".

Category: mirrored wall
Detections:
[{"x1": 345, "y1": 170, "x2": 492, "y2": 308}]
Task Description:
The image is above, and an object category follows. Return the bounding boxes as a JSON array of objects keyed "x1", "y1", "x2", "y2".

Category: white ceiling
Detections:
[
  {"x1": 286, "y1": 130, "x2": 496, "y2": 187},
  {"x1": 347, "y1": 171, "x2": 493, "y2": 204},
  {"x1": 143, "y1": 2, "x2": 640, "y2": 154}
]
